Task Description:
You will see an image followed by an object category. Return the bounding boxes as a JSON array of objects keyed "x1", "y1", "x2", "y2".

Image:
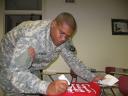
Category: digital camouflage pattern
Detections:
[{"x1": 0, "y1": 20, "x2": 95, "y2": 96}]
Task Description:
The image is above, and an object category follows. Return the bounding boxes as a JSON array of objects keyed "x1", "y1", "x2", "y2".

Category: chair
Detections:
[
  {"x1": 70, "y1": 70, "x2": 77, "y2": 83},
  {"x1": 105, "y1": 67, "x2": 115, "y2": 75},
  {"x1": 70, "y1": 69, "x2": 89, "y2": 83},
  {"x1": 118, "y1": 75, "x2": 128, "y2": 96},
  {"x1": 70, "y1": 68, "x2": 97, "y2": 83},
  {"x1": 101, "y1": 67, "x2": 117, "y2": 96}
]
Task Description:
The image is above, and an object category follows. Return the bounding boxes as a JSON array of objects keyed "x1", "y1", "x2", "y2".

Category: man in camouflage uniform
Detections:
[{"x1": 0, "y1": 12, "x2": 102, "y2": 96}]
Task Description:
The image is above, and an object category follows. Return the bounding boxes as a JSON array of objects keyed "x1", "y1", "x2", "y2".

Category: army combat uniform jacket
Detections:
[{"x1": 0, "y1": 20, "x2": 95, "y2": 95}]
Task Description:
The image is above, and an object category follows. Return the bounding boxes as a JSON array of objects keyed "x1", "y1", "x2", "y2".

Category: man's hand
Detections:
[
  {"x1": 28, "y1": 47, "x2": 35, "y2": 61},
  {"x1": 46, "y1": 80, "x2": 68, "y2": 96},
  {"x1": 92, "y1": 75, "x2": 104, "y2": 82}
]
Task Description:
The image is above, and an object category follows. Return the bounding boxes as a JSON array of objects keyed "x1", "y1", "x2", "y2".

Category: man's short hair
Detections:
[{"x1": 55, "y1": 12, "x2": 77, "y2": 31}]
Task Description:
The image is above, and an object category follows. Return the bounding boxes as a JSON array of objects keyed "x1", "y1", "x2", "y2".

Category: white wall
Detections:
[{"x1": 43, "y1": 0, "x2": 128, "y2": 72}]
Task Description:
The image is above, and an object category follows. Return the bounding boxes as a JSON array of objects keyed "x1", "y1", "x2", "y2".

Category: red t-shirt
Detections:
[{"x1": 62, "y1": 82, "x2": 101, "y2": 96}]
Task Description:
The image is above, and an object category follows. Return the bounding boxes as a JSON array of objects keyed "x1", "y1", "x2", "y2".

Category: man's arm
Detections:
[
  {"x1": 60, "y1": 41, "x2": 96, "y2": 82},
  {"x1": 9, "y1": 38, "x2": 50, "y2": 94}
]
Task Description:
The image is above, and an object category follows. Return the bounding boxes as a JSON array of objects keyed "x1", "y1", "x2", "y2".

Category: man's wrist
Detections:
[{"x1": 38, "y1": 81, "x2": 50, "y2": 95}]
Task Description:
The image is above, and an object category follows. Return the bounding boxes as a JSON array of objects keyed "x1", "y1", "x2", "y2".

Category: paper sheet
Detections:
[
  {"x1": 98, "y1": 74, "x2": 118, "y2": 86},
  {"x1": 58, "y1": 74, "x2": 70, "y2": 85}
]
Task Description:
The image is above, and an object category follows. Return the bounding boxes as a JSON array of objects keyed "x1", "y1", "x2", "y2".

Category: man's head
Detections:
[{"x1": 50, "y1": 12, "x2": 77, "y2": 46}]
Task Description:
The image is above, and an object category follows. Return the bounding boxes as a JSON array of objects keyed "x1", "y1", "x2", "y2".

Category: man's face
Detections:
[{"x1": 50, "y1": 21, "x2": 74, "y2": 46}]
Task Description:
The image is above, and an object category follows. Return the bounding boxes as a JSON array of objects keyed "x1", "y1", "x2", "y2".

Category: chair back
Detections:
[
  {"x1": 105, "y1": 67, "x2": 115, "y2": 75},
  {"x1": 70, "y1": 70, "x2": 77, "y2": 82},
  {"x1": 118, "y1": 75, "x2": 128, "y2": 96},
  {"x1": 105, "y1": 67, "x2": 127, "y2": 75}
]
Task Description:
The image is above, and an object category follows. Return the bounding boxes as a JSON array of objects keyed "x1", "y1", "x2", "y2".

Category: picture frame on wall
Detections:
[{"x1": 112, "y1": 19, "x2": 128, "y2": 35}]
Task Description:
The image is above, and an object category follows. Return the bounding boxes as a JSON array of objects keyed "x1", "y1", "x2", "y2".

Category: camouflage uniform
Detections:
[{"x1": 0, "y1": 20, "x2": 95, "y2": 96}]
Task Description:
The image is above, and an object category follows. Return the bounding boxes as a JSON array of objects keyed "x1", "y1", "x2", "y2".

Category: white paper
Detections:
[
  {"x1": 58, "y1": 74, "x2": 70, "y2": 85},
  {"x1": 98, "y1": 74, "x2": 119, "y2": 86}
]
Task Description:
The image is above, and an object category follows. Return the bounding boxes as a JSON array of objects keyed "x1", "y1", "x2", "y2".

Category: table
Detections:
[
  {"x1": 43, "y1": 71, "x2": 70, "y2": 81},
  {"x1": 110, "y1": 72, "x2": 128, "y2": 76}
]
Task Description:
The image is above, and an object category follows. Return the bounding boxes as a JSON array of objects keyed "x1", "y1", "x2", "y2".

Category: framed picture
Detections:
[{"x1": 112, "y1": 19, "x2": 128, "y2": 35}]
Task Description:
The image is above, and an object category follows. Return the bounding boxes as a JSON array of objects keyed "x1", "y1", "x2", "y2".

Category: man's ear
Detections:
[{"x1": 51, "y1": 20, "x2": 56, "y2": 28}]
